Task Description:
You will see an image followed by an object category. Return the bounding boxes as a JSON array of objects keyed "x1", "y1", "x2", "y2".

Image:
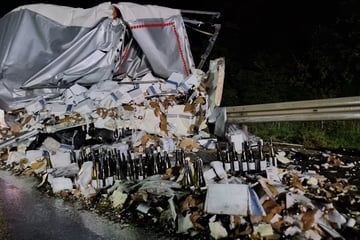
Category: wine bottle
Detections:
[
  {"x1": 258, "y1": 139, "x2": 267, "y2": 172},
  {"x1": 144, "y1": 147, "x2": 152, "y2": 176},
  {"x1": 224, "y1": 146, "x2": 231, "y2": 173},
  {"x1": 241, "y1": 141, "x2": 248, "y2": 173},
  {"x1": 137, "y1": 154, "x2": 144, "y2": 180},
  {"x1": 253, "y1": 145, "x2": 260, "y2": 173},
  {"x1": 216, "y1": 142, "x2": 223, "y2": 163},
  {"x1": 269, "y1": 137, "x2": 278, "y2": 167},
  {"x1": 164, "y1": 151, "x2": 171, "y2": 170},
  {"x1": 247, "y1": 143, "x2": 256, "y2": 173},
  {"x1": 233, "y1": 150, "x2": 241, "y2": 175},
  {"x1": 180, "y1": 148, "x2": 185, "y2": 166},
  {"x1": 175, "y1": 148, "x2": 180, "y2": 167},
  {"x1": 151, "y1": 149, "x2": 159, "y2": 175},
  {"x1": 195, "y1": 158, "x2": 206, "y2": 191},
  {"x1": 99, "y1": 149, "x2": 106, "y2": 187},
  {"x1": 229, "y1": 142, "x2": 237, "y2": 175},
  {"x1": 156, "y1": 147, "x2": 165, "y2": 174},
  {"x1": 182, "y1": 157, "x2": 194, "y2": 189},
  {"x1": 43, "y1": 150, "x2": 52, "y2": 169}
]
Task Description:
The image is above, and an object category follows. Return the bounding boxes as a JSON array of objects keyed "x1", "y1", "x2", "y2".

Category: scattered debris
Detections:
[{"x1": 0, "y1": 2, "x2": 360, "y2": 240}]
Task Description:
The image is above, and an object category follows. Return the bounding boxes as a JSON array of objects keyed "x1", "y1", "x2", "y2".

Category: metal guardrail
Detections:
[{"x1": 226, "y1": 96, "x2": 360, "y2": 123}]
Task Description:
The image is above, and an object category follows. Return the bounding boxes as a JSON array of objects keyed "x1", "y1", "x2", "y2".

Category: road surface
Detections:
[{"x1": 0, "y1": 169, "x2": 162, "y2": 240}]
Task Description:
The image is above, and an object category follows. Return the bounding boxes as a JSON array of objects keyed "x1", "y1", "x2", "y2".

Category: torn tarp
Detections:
[
  {"x1": 115, "y1": 2, "x2": 194, "y2": 79},
  {"x1": 0, "y1": 2, "x2": 195, "y2": 110}
]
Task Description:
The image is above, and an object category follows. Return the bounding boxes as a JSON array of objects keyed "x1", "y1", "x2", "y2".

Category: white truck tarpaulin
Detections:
[{"x1": 0, "y1": 2, "x2": 194, "y2": 110}]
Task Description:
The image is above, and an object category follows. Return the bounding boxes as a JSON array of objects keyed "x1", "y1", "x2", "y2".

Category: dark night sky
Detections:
[
  {"x1": 0, "y1": 0, "x2": 339, "y2": 66},
  {"x1": 1, "y1": 0, "x2": 337, "y2": 40}
]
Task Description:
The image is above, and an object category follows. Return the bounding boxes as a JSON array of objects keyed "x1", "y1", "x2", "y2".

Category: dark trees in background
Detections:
[
  {"x1": 217, "y1": 0, "x2": 360, "y2": 106},
  {"x1": 1, "y1": 0, "x2": 359, "y2": 107}
]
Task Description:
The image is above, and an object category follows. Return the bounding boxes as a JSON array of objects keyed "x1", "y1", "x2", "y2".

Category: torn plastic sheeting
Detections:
[
  {"x1": 0, "y1": 13, "x2": 121, "y2": 110},
  {"x1": 116, "y1": 2, "x2": 194, "y2": 79},
  {"x1": 0, "y1": 2, "x2": 198, "y2": 110}
]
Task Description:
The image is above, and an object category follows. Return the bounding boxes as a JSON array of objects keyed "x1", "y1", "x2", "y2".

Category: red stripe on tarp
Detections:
[
  {"x1": 171, "y1": 24, "x2": 189, "y2": 76},
  {"x1": 130, "y1": 22, "x2": 175, "y2": 29},
  {"x1": 118, "y1": 46, "x2": 129, "y2": 74},
  {"x1": 130, "y1": 21, "x2": 190, "y2": 76}
]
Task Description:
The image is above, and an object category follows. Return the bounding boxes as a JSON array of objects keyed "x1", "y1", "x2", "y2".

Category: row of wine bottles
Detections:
[
  {"x1": 72, "y1": 145, "x2": 206, "y2": 189},
  {"x1": 217, "y1": 138, "x2": 278, "y2": 176},
  {"x1": 68, "y1": 138, "x2": 278, "y2": 189}
]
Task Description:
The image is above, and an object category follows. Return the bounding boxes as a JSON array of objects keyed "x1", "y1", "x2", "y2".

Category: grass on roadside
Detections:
[{"x1": 247, "y1": 120, "x2": 360, "y2": 151}]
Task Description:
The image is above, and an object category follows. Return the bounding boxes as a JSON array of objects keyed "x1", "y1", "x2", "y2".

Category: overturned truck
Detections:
[
  {"x1": 0, "y1": 2, "x2": 224, "y2": 143},
  {"x1": 1, "y1": 3, "x2": 360, "y2": 240}
]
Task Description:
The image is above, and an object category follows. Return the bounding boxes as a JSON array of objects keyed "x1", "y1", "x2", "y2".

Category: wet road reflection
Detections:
[{"x1": 0, "y1": 170, "x2": 154, "y2": 240}]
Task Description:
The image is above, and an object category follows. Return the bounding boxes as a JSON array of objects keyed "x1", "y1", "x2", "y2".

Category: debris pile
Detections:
[
  {"x1": 1, "y1": 122, "x2": 360, "y2": 239},
  {"x1": 0, "y1": 2, "x2": 359, "y2": 240}
]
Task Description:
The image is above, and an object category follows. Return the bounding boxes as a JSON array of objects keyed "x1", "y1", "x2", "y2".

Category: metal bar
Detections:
[
  {"x1": 45, "y1": 122, "x2": 88, "y2": 133},
  {"x1": 0, "y1": 129, "x2": 39, "y2": 149},
  {"x1": 227, "y1": 112, "x2": 360, "y2": 123},
  {"x1": 197, "y1": 24, "x2": 221, "y2": 70},
  {"x1": 226, "y1": 96, "x2": 360, "y2": 113},
  {"x1": 180, "y1": 9, "x2": 221, "y2": 18},
  {"x1": 227, "y1": 106, "x2": 360, "y2": 117}
]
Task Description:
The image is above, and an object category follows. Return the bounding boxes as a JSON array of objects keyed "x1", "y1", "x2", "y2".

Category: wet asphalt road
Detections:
[{"x1": 0, "y1": 170, "x2": 159, "y2": 240}]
